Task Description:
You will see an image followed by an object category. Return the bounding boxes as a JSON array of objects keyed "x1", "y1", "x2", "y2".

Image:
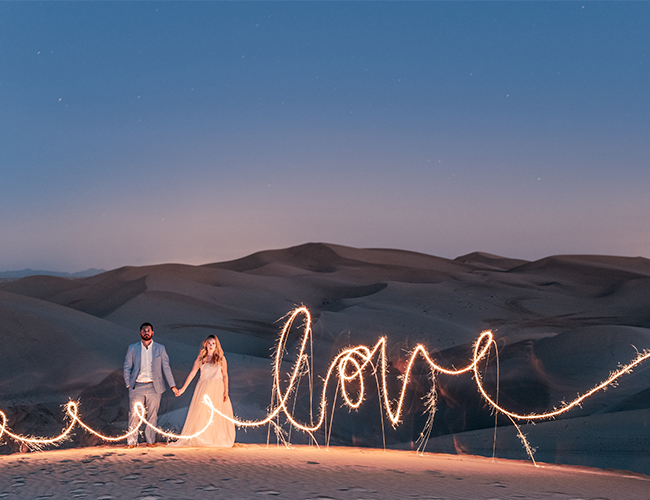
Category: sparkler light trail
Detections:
[
  {"x1": 0, "y1": 397, "x2": 217, "y2": 452},
  {"x1": 2, "y1": 307, "x2": 649, "y2": 462}
]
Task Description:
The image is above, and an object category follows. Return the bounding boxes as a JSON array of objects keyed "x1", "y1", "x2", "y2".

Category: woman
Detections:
[{"x1": 172, "y1": 335, "x2": 236, "y2": 447}]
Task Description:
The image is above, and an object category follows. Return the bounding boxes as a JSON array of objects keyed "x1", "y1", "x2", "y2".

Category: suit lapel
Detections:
[
  {"x1": 134, "y1": 343, "x2": 142, "y2": 375},
  {"x1": 151, "y1": 342, "x2": 159, "y2": 382},
  {"x1": 130, "y1": 343, "x2": 140, "y2": 387}
]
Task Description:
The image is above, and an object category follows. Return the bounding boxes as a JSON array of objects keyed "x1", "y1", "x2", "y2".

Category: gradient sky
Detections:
[{"x1": 2, "y1": 2, "x2": 649, "y2": 272}]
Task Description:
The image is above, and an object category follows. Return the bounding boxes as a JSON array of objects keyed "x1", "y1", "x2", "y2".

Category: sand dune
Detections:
[
  {"x1": 455, "y1": 251, "x2": 529, "y2": 271},
  {"x1": 0, "y1": 291, "x2": 134, "y2": 402},
  {"x1": 2, "y1": 242, "x2": 650, "y2": 477}
]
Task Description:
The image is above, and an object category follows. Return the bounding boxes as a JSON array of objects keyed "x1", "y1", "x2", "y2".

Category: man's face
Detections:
[{"x1": 140, "y1": 325, "x2": 154, "y2": 343}]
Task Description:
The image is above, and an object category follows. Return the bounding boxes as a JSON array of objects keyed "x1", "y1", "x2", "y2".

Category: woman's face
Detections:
[{"x1": 206, "y1": 338, "x2": 217, "y2": 354}]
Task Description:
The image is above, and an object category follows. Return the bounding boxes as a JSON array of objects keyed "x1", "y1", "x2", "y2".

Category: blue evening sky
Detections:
[{"x1": 1, "y1": 2, "x2": 649, "y2": 272}]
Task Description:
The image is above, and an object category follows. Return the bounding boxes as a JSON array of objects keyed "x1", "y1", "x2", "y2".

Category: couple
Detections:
[{"x1": 123, "y1": 323, "x2": 236, "y2": 448}]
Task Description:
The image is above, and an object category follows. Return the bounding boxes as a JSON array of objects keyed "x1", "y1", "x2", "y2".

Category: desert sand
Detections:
[
  {"x1": 2, "y1": 243, "x2": 650, "y2": 479},
  {"x1": 2, "y1": 444, "x2": 649, "y2": 500}
]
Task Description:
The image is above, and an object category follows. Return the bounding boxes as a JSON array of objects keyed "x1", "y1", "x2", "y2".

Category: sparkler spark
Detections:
[{"x1": 2, "y1": 306, "x2": 649, "y2": 463}]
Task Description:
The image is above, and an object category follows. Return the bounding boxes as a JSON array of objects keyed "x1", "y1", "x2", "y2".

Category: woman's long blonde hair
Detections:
[{"x1": 199, "y1": 335, "x2": 224, "y2": 365}]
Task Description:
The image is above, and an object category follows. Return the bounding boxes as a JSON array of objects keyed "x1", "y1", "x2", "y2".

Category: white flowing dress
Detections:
[{"x1": 174, "y1": 362, "x2": 236, "y2": 447}]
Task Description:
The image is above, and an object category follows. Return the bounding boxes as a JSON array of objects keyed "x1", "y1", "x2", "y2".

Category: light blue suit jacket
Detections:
[{"x1": 123, "y1": 341, "x2": 176, "y2": 395}]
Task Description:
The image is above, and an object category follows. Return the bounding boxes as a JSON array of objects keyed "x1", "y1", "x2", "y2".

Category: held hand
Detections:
[{"x1": 172, "y1": 387, "x2": 180, "y2": 397}]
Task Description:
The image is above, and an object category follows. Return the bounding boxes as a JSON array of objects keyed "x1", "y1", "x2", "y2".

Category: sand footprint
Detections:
[
  {"x1": 11, "y1": 476, "x2": 26, "y2": 488},
  {"x1": 199, "y1": 485, "x2": 220, "y2": 491},
  {"x1": 160, "y1": 478, "x2": 186, "y2": 484}
]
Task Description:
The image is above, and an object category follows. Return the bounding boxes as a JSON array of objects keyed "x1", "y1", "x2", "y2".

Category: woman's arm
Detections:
[
  {"x1": 177, "y1": 356, "x2": 202, "y2": 396},
  {"x1": 222, "y1": 358, "x2": 230, "y2": 402}
]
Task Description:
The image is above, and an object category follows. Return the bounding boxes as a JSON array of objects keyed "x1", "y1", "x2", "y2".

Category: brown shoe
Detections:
[
  {"x1": 146, "y1": 443, "x2": 156, "y2": 448},
  {"x1": 127, "y1": 444, "x2": 137, "y2": 449}
]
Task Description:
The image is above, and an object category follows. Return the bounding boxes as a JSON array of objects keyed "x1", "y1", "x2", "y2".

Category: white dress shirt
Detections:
[{"x1": 135, "y1": 342, "x2": 154, "y2": 383}]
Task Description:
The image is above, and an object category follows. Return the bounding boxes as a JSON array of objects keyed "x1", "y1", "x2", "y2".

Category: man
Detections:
[{"x1": 124, "y1": 322, "x2": 179, "y2": 448}]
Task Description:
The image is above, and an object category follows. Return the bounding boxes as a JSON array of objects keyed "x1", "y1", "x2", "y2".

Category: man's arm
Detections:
[
  {"x1": 124, "y1": 345, "x2": 134, "y2": 389},
  {"x1": 161, "y1": 346, "x2": 179, "y2": 396}
]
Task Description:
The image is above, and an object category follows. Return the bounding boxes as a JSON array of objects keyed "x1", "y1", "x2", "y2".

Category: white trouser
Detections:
[{"x1": 128, "y1": 382, "x2": 161, "y2": 445}]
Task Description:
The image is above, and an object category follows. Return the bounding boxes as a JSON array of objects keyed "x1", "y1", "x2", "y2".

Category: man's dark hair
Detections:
[{"x1": 140, "y1": 322, "x2": 153, "y2": 331}]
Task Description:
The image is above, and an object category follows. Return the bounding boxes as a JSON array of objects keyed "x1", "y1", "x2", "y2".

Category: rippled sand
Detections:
[{"x1": 1, "y1": 444, "x2": 649, "y2": 500}]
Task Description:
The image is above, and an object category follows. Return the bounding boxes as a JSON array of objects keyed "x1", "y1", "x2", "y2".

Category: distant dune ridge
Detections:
[
  {"x1": 2, "y1": 243, "x2": 650, "y2": 475},
  {"x1": 0, "y1": 268, "x2": 105, "y2": 280}
]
